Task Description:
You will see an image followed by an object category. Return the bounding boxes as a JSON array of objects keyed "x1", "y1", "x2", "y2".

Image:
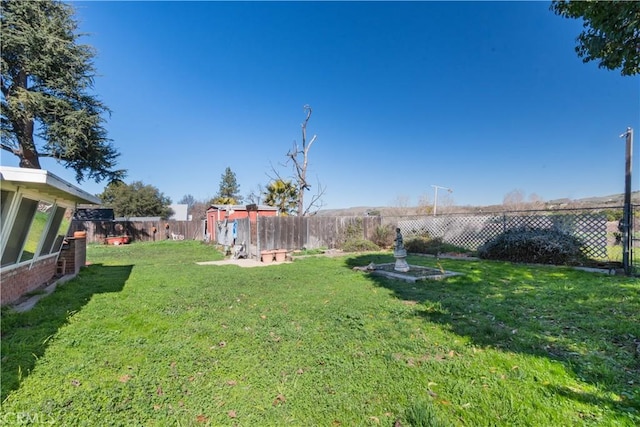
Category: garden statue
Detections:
[
  {"x1": 393, "y1": 228, "x2": 410, "y2": 272},
  {"x1": 394, "y1": 227, "x2": 404, "y2": 251}
]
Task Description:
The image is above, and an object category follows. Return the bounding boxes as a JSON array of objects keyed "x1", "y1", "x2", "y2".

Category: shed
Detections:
[
  {"x1": 206, "y1": 204, "x2": 278, "y2": 243},
  {"x1": 1, "y1": 166, "x2": 101, "y2": 306},
  {"x1": 74, "y1": 207, "x2": 115, "y2": 221}
]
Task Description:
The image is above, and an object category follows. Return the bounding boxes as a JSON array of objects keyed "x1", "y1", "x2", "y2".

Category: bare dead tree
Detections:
[
  {"x1": 303, "y1": 177, "x2": 327, "y2": 216},
  {"x1": 284, "y1": 105, "x2": 326, "y2": 216},
  {"x1": 503, "y1": 189, "x2": 526, "y2": 212}
]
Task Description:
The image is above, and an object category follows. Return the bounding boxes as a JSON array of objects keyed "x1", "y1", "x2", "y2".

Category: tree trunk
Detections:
[
  {"x1": 17, "y1": 118, "x2": 41, "y2": 169},
  {"x1": 297, "y1": 184, "x2": 304, "y2": 217},
  {"x1": 12, "y1": 69, "x2": 41, "y2": 169}
]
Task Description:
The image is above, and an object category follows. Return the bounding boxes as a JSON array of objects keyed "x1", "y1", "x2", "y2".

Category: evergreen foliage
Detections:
[
  {"x1": 98, "y1": 181, "x2": 172, "y2": 219},
  {"x1": 212, "y1": 167, "x2": 241, "y2": 204},
  {"x1": 0, "y1": 0, "x2": 124, "y2": 182}
]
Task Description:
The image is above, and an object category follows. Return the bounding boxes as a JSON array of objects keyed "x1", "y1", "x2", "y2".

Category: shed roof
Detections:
[
  {"x1": 114, "y1": 216, "x2": 162, "y2": 222},
  {"x1": 207, "y1": 204, "x2": 278, "y2": 212},
  {"x1": 74, "y1": 208, "x2": 115, "y2": 221},
  {"x1": 0, "y1": 166, "x2": 101, "y2": 204}
]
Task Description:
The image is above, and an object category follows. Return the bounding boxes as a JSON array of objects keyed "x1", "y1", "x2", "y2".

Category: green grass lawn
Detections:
[{"x1": 1, "y1": 241, "x2": 639, "y2": 426}]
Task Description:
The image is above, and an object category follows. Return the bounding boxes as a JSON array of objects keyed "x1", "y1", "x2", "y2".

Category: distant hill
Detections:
[
  {"x1": 548, "y1": 192, "x2": 640, "y2": 206},
  {"x1": 316, "y1": 192, "x2": 640, "y2": 217}
]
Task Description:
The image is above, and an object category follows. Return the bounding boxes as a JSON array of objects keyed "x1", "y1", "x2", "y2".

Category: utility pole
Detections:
[
  {"x1": 621, "y1": 127, "x2": 634, "y2": 275},
  {"x1": 431, "y1": 185, "x2": 452, "y2": 216}
]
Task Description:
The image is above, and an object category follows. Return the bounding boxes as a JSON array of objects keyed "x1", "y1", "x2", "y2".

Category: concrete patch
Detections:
[
  {"x1": 12, "y1": 274, "x2": 75, "y2": 313},
  {"x1": 196, "y1": 259, "x2": 291, "y2": 268},
  {"x1": 365, "y1": 263, "x2": 462, "y2": 283}
]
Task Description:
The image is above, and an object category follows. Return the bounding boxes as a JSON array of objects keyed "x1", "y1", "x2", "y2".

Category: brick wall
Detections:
[
  {"x1": 0, "y1": 237, "x2": 87, "y2": 306},
  {"x1": 59, "y1": 237, "x2": 86, "y2": 275},
  {"x1": 0, "y1": 257, "x2": 57, "y2": 306}
]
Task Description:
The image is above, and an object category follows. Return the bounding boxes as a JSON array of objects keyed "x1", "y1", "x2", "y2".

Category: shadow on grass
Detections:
[
  {"x1": 344, "y1": 253, "x2": 640, "y2": 416},
  {"x1": 1, "y1": 263, "x2": 132, "y2": 401}
]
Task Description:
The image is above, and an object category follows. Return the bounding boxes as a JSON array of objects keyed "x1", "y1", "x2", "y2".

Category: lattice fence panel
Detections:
[
  {"x1": 397, "y1": 212, "x2": 607, "y2": 258},
  {"x1": 505, "y1": 214, "x2": 607, "y2": 258}
]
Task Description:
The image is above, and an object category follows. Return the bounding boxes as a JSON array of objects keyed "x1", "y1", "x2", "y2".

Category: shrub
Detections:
[
  {"x1": 339, "y1": 219, "x2": 384, "y2": 252},
  {"x1": 344, "y1": 219, "x2": 364, "y2": 241},
  {"x1": 404, "y1": 236, "x2": 471, "y2": 256},
  {"x1": 602, "y1": 209, "x2": 623, "y2": 222},
  {"x1": 477, "y1": 227, "x2": 586, "y2": 265},
  {"x1": 341, "y1": 239, "x2": 380, "y2": 252},
  {"x1": 405, "y1": 236, "x2": 444, "y2": 254},
  {"x1": 372, "y1": 224, "x2": 394, "y2": 248}
]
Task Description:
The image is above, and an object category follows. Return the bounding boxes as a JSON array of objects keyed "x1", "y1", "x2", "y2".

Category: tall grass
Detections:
[{"x1": 1, "y1": 241, "x2": 638, "y2": 426}]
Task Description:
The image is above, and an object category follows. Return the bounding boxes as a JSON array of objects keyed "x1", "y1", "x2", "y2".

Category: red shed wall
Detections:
[{"x1": 206, "y1": 209, "x2": 277, "y2": 241}]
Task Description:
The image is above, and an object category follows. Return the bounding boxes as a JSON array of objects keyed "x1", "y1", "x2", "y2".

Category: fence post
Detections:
[
  {"x1": 256, "y1": 214, "x2": 260, "y2": 261},
  {"x1": 621, "y1": 128, "x2": 633, "y2": 275}
]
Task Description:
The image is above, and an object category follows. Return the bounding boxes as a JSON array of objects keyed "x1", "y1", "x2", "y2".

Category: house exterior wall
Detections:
[
  {"x1": 0, "y1": 166, "x2": 98, "y2": 307},
  {"x1": 0, "y1": 235, "x2": 87, "y2": 306},
  {"x1": 0, "y1": 256, "x2": 58, "y2": 305},
  {"x1": 59, "y1": 237, "x2": 86, "y2": 276}
]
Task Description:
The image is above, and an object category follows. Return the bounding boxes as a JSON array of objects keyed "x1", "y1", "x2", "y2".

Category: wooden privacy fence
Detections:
[
  {"x1": 73, "y1": 207, "x2": 634, "y2": 264},
  {"x1": 238, "y1": 216, "x2": 383, "y2": 253},
  {"x1": 70, "y1": 220, "x2": 205, "y2": 244}
]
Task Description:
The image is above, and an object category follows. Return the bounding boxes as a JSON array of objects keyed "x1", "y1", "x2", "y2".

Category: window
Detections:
[
  {"x1": 1, "y1": 183, "x2": 77, "y2": 268},
  {"x1": 1, "y1": 197, "x2": 38, "y2": 266},
  {"x1": 0, "y1": 189, "x2": 15, "y2": 237},
  {"x1": 40, "y1": 206, "x2": 71, "y2": 255},
  {"x1": 19, "y1": 201, "x2": 53, "y2": 263}
]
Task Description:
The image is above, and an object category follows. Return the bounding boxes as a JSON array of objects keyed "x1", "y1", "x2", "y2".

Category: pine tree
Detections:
[
  {"x1": 1, "y1": 0, "x2": 124, "y2": 183},
  {"x1": 212, "y1": 167, "x2": 241, "y2": 204}
]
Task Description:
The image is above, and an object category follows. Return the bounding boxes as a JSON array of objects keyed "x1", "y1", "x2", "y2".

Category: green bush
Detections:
[
  {"x1": 602, "y1": 209, "x2": 623, "y2": 222},
  {"x1": 341, "y1": 238, "x2": 380, "y2": 252},
  {"x1": 477, "y1": 227, "x2": 586, "y2": 265},
  {"x1": 344, "y1": 219, "x2": 364, "y2": 241},
  {"x1": 339, "y1": 219, "x2": 382, "y2": 252},
  {"x1": 405, "y1": 236, "x2": 444, "y2": 254},
  {"x1": 372, "y1": 224, "x2": 394, "y2": 248},
  {"x1": 404, "y1": 236, "x2": 471, "y2": 256}
]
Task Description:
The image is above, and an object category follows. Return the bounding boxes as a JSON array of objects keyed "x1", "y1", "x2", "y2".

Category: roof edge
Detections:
[{"x1": 0, "y1": 166, "x2": 101, "y2": 205}]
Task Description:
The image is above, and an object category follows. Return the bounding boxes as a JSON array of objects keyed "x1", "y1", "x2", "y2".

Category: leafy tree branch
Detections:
[
  {"x1": 1, "y1": 0, "x2": 125, "y2": 183},
  {"x1": 551, "y1": 0, "x2": 640, "y2": 76}
]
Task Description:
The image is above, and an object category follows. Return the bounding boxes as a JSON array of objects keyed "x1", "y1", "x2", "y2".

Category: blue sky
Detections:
[{"x1": 3, "y1": 1, "x2": 639, "y2": 209}]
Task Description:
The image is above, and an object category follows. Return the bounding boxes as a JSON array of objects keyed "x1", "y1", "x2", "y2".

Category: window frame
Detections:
[{"x1": 0, "y1": 184, "x2": 75, "y2": 269}]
